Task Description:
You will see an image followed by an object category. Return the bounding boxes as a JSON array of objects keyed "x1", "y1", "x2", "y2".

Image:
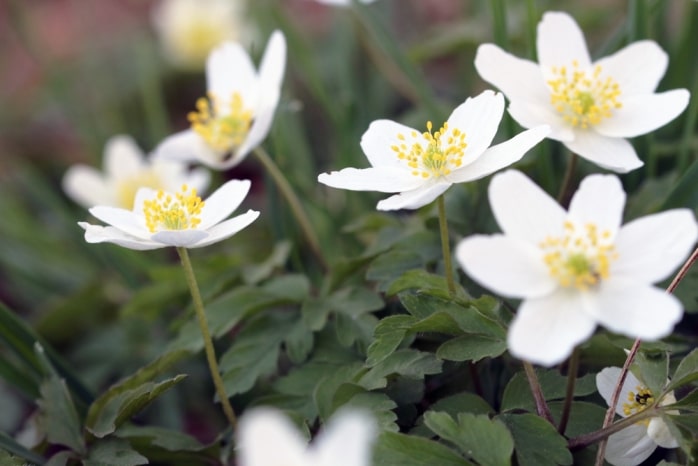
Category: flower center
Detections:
[
  {"x1": 539, "y1": 220, "x2": 618, "y2": 290},
  {"x1": 188, "y1": 91, "x2": 253, "y2": 156},
  {"x1": 547, "y1": 61, "x2": 622, "y2": 129},
  {"x1": 623, "y1": 385, "x2": 654, "y2": 422},
  {"x1": 391, "y1": 121, "x2": 467, "y2": 178},
  {"x1": 116, "y1": 171, "x2": 163, "y2": 210},
  {"x1": 143, "y1": 184, "x2": 204, "y2": 233}
]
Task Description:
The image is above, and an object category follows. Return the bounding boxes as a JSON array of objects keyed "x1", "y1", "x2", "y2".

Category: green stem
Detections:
[
  {"x1": 177, "y1": 247, "x2": 237, "y2": 429},
  {"x1": 557, "y1": 347, "x2": 580, "y2": 435},
  {"x1": 437, "y1": 195, "x2": 456, "y2": 296},
  {"x1": 522, "y1": 360, "x2": 554, "y2": 425},
  {"x1": 254, "y1": 147, "x2": 328, "y2": 271},
  {"x1": 556, "y1": 153, "x2": 578, "y2": 207},
  {"x1": 568, "y1": 405, "x2": 657, "y2": 451}
]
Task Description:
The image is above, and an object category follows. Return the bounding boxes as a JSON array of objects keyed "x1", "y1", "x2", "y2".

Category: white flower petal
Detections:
[
  {"x1": 595, "y1": 367, "x2": 644, "y2": 418},
  {"x1": 647, "y1": 417, "x2": 679, "y2": 449},
  {"x1": 537, "y1": 12, "x2": 591, "y2": 70},
  {"x1": 508, "y1": 101, "x2": 574, "y2": 141},
  {"x1": 567, "y1": 174, "x2": 625, "y2": 235},
  {"x1": 508, "y1": 289, "x2": 597, "y2": 366},
  {"x1": 198, "y1": 179, "x2": 252, "y2": 230},
  {"x1": 313, "y1": 410, "x2": 376, "y2": 466},
  {"x1": 237, "y1": 408, "x2": 308, "y2": 466},
  {"x1": 594, "y1": 40, "x2": 668, "y2": 95},
  {"x1": 62, "y1": 165, "x2": 114, "y2": 208},
  {"x1": 79, "y1": 222, "x2": 163, "y2": 250},
  {"x1": 155, "y1": 130, "x2": 221, "y2": 167},
  {"x1": 595, "y1": 90, "x2": 690, "y2": 138},
  {"x1": 488, "y1": 170, "x2": 566, "y2": 244},
  {"x1": 184, "y1": 167, "x2": 211, "y2": 195},
  {"x1": 104, "y1": 135, "x2": 146, "y2": 180},
  {"x1": 447, "y1": 90, "x2": 504, "y2": 160},
  {"x1": 474, "y1": 44, "x2": 550, "y2": 103},
  {"x1": 318, "y1": 167, "x2": 423, "y2": 193},
  {"x1": 613, "y1": 209, "x2": 698, "y2": 283},
  {"x1": 376, "y1": 182, "x2": 450, "y2": 211},
  {"x1": 447, "y1": 125, "x2": 549, "y2": 183},
  {"x1": 360, "y1": 120, "x2": 421, "y2": 169},
  {"x1": 605, "y1": 424, "x2": 656, "y2": 466},
  {"x1": 191, "y1": 210, "x2": 259, "y2": 248},
  {"x1": 593, "y1": 279, "x2": 682, "y2": 340},
  {"x1": 89, "y1": 206, "x2": 150, "y2": 240},
  {"x1": 206, "y1": 41, "x2": 257, "y2": 103},
  {"x1": 562, "y1": 131, "x2": 643, "y2": 173},
  {"x1": 258, "y1": 30, "x2": 287, "y2": 95},
  {"x1": 455, "y1": 235, "x2": 556, "y2": 299},
  {"x1": 151, "y1": 229, "x2": 209, "y2": 247}
]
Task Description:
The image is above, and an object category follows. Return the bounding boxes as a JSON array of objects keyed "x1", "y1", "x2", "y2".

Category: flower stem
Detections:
[
  {"x1": 437, "y1": 195, "x2": 456, "y2": 296},
  {"x1": 558, "y1": 346, "x2": 580, "y2": 435},
  {"x1": 254, "y1": 147, "x2": 328, "y2": 271},
  {"x1": 568, "y1": 405, "x2": 657, "y2": 451},
  {"x1": 177, "y1": 247, "x2": 237, "y2": 429},
  {"x1": 522, "y1": 360, "x2": 554, "y2": 425},
  {"x1": 593, "y1": 245, "x2": 698, "y2": 465},
  {"x1": 556, "y1": 153, "x2": 578, "y2": 206}
]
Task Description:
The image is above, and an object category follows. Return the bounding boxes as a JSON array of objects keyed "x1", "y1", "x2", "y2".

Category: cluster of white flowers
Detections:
[{"x1": 65, "y1": 7, "x2": 696, "y2": 466}]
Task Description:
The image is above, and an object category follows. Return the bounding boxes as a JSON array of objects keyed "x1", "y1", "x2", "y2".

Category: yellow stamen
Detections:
[
  {"x1": 540, "y1": 221, "x2": 618, "y2": 291},
  {"x1": 547, "y1": 62, "x2": 622, "y2": 129},
  {"x1": 622, "y1": 385, "x2": 655, "y2": 425},
  {"x1": 188, "y1": 91, "x2": 253, "y2": 155},
  {"x1": 116, "y1": 171, "x2": 162, "y2": 210},
  {"x1": 143, "y1": 184, "x2": 205, "y2": 233},
  {"x1": 390, "y1": 121, "x2": 467, "y2": 178}
]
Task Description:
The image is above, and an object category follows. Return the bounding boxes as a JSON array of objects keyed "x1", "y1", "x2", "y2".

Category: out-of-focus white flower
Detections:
[
  {"x1": 63, "y1": 135, "x2": 209, "y2": 210},
  {"x1": 318, "y1": 90, "x2": 549, "y2": 210},
  {"x1": 237, "y1": 408, "x2": 376, "y2": 466},
  {"x1": 155, "y1": 31, "x2": 286, "y2": 170},
  {"x1": 596, "y1": 367, "x2": 679, "y2": 466},
  {"x1": 313, "y1": 0, "x2": 377, "y2": 6},
  {"x1": 475, "y1": 11, "x2": 689, "y2": 173},
  {"x1": 79, "y1": 179, "x2": 258, "y2": 250},
  {"x1": 152, "y1": 0, "x2": 252, "y2": 70},
  {"x1": 456, "y1": 170, "x2": 697, "y2": 366}
]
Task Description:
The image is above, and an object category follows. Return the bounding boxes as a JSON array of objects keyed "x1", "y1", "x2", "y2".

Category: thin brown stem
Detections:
[
  {"x1": 569, "y1": 405, "x2": 657, "y2": 451},
  {"x1": 558, "y1": 346, "x2": 580, "y2": 435},
  {"x1": 556, "y1": 153, "x2": 578, "y2": 207},
  {"x1": 523, "y1": 360, "x2": 554, "y2": 425}
]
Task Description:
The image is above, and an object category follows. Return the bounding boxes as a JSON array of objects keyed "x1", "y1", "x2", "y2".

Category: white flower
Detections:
[
  {"x1": 237, "y1": 408, "x2": 376, "y2": 466},
  {"x1": 152, "y1": 0, "x2": 252, "y2": 70},
  {"x1": 318, "y1": 90, "x2": 550, "y2": 210},
  {"x1": 62, "y1": 135, "x2": 209, "y2": 210},
  {"x1": 155, "y1": 31, "x2": 286, "y2": 170},
  {"x1": 313, "y1": 0, "x2": 377, "y2": 6},
  {"x1": 474, "y1": 11, "x2": 690, "y2": 173},
  {"x1": 79, "y1": 179, "x2": 259, "y2": 250},
  {"x1": 455, "y1": 170, "x2": 697, "y2": 366},
  {"x1": 596, "y1": 367, "x2": 679, "y2": 466}
]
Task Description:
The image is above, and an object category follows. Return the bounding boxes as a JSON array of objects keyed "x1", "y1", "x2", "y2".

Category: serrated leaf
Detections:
[
  {"x1": 365, "y1": 315, "x2": 415, "y2": 367},
  {"x1": 366, "y1": 250, "x2": 424, "y2": 290},
  {"x1": 37, "y1": 376, "x2": 85, "y2": 454},
  {"x1": 373, "y1": 432, "x2": 474, "y2": 466},
  {"x1": 386, "y1": 269, "x2": 456, "y2": 298},
  {"x1": 424, "y1": 411, "x2": 513, "y2": 466},
  {"x1": 358, "y1": 349, "x2": 442, "y2": 390},
  {"x1": 84, "y1": 438, "x2": 148, "y2": 466},
  {"x1": 285, "y1": 319, "x2": 314, "y2": 364},
  {"x1": 335, "y1": 391, "x2": 398, "y2": 432},
  {"x1": 329, "y1": 286, "x2": 384, "y2": 316},
  {"x1": 437, "y1": 334, "x2": 506, "y2": 362},
  {"x1": 115, "y1": 425, "x2": 221, "y2": 466},
  {"x1": 497, "y1": 413, "x2": 572, "y2": 466},
  {"x1": 88, "y1": 375, "x2": 187, "y2": 438},
  {"x1": 314, "y1": 363, "x2": 366, "y2": 421},
  {"x1": 501, "y1": 370, "x2": 597, "y2": 412},
  {"x1": 668, "y1": 348, "x2": 698, "y2": 391}
]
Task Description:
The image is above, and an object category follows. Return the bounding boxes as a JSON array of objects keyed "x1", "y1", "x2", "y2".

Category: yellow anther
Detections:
[
  {"x1": 143, "y1": 184, "x2": 205, "y2": 233},
  {"x1": 622, "y1": 386, "x2": 655, "y2": 424},
  {"x1": 540, "y1": 221, "x2": 617, "y2": 291},
  {"x1": 116, "y1": 171, "x2": 163, "y2": 209},
  {"x1": 188, "y1": 91, "x2": 253, "y2": 155},
  {"x1": 547, "y1": 62, "x2": 622, "y2": 128},
  {"x1": 394, "y1": 121, "x2": 468, "y2": 179}
]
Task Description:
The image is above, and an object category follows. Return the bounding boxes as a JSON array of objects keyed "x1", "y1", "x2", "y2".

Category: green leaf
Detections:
[
  {"x1": 373, "y1": 432, "x2": 474, "y2": 466},
  {"x1": 314, "y1": 363, "x2": 366, "y2": 421},
  {"x1": 37, "y1": 375, "x2": 85, "y2": 454},
  {"x1": 497, "y1": 413, "x2": 572, "y2": 466},
  {"x1": 632, "y1": 349, "x2": 669, "y2": 396},
  {"x1": 366, "y1": 250, "x2": 424, "y2": 290},
  {"x1": 242, "y1": 240, "x2": 292, "y2": 284},
  {"x1": 500, "y1": 370, "x2": 597, "y2": 412},
  {"x1": 664, "y1": 388, "x2": 698, "y2": 411},
  {"x1": 285, "y1": 318, "x2": 314, "y2": 364},
  {"x1": 85, "y1": 349, "x2": 188, "y2": 431},
  {"x1": 358, "y1": 350, "x2": 442, "y2": 390},
  {"x1": 87, "y1": 375, "x2": 187, "y2": 438},
  {"x1": 365, "y1": 315, "x2": 414, "y2": 367},
  {"x1": 0, "y1": 449, "x2": 32, "y2": 466},
  {"x1": 425, "y1": 412, "x2": 513, "y2": 466},
  {"x1": 45, "y1": 451, "x2": 75, "y2": 466},
  {"x1": 84, "y1": 438, "x2": 148, "y2": 466},
  {"x1": 116, "y1": 425, "x2": 221, "y2": 466},
  {"x1": 386, "y1": 269, "x2": 461, "y2": 298},
  {"x1": 334, "y1": 391, "x2": 398, "y2": 432},
  {"x1": 667, "y1": 348, "x2": 698, "y2": 391},
  {"x1": 547, "y1": 401, "x2": 606, "y2": 438},
  {"x1": 0, "y1": 431, "x2": 46, "y2": 465},
  {"x1": 436, "y1": 334, "x2": 507, "y2": 362},
  {"x1": 329, "y1": 286, "x2": 385, "y2": 317}
]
